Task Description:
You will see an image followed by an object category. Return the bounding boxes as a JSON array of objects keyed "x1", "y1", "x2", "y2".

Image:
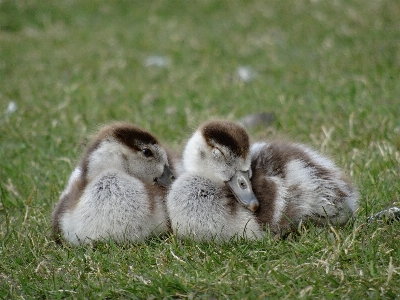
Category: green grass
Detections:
[{"x1": 1, "y1": 0, "x2": 400, "y2": 298}]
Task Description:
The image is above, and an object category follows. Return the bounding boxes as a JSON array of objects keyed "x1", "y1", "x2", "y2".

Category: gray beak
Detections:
[
  {"x1": 155, "y1": 165, "x2": 175, "y2": 187},
  {"x1": 226, "y1": 170, "x2": 259, "y2": 212}
]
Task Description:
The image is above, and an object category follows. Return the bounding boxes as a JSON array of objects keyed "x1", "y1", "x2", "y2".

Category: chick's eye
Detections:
[
  {"x1": 212, "y1": 148, "x2": 223, "y2": 159},
  {"x1": 142, "y1": 148, "x2": 153, "y2": 157}
]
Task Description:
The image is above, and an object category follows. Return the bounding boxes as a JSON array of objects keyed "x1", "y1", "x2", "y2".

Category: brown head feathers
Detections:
[
  {"x1": 87, "y1": 122, "x2": 159, "y2": 153},
  {"x1": 201, "y1": 120, "x2": 249, "y2": 158},
  {"x1": 78, "y1": 122, "x2": 160, "y2": 179}
]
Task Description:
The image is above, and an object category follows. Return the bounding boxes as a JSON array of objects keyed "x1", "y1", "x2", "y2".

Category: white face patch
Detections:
[
  {"x1": 124, "y1": 142, "x2": 172, "y2": 185},
  {"x1": 183, "y1": 130, "x2": 251, "y2": 183},
  {"x1": 86, "y1": 139, "x2": 169, "y2": 185}
]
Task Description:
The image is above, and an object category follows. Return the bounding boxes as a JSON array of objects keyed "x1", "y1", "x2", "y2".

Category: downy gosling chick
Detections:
[
  {"x1": 250, "y1": 141, "x2": 358, "y2": 236},
  {"x1": 52, "y1": 122, "x2": 175, "y2": 245},
  {"x1": 166, "y1": 120, "x2": 263, "y2": 242}
]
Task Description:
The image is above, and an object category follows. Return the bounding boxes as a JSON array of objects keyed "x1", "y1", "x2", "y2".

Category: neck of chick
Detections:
[{"x1": 85, "y1": 139, "x2": 128, "y2": 182}]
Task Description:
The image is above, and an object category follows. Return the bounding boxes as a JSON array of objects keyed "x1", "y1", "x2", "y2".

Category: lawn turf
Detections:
[{"x1": 1, "y1": 0, "x2": 399, "y2": 298}]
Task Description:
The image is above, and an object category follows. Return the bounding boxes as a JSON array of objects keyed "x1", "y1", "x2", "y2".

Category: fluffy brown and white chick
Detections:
[
  {"x1": 250, "y1": 141, "x2": 358, "y2": 236},
  {"x1": 52, "y1": 122, "x2": 175, "y2": 245},
  {"x1": 166, "y1": 120, "x2": 263, "y2": 242}
]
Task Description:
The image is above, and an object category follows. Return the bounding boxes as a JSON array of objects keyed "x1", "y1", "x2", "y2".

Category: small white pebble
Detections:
[
  {"x1": 6, "y1": 101, "x2": 17, "y2": 115},
  {"x1": 237, "y1": 66, "x2": 257, "y2": 82},
  {"x1": 144, "y1": 56, "x2": 170, "y2": 68}
]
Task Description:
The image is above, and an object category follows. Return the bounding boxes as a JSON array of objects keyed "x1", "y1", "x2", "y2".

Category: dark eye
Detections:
[
  {"x1": 142, "y1": 148, "x2": 153, "y2": 157},
  {"x1": 239, "y1": 178, "x2": 247, "y2": 190}
]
